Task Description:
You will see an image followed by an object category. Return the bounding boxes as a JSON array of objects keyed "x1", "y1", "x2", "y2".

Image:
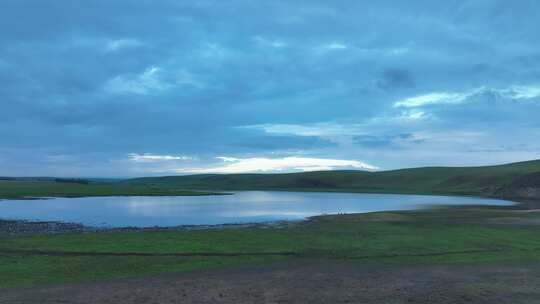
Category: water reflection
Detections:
[{"x1": 0, "y1": 191, "x2": 514, "y2": 227}]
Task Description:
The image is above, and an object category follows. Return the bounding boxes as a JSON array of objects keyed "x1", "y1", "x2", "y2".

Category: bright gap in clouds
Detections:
[
  {"x1": 175, "y1": 157, "x2": 379, "y2": 174},
  {"x1": 128, "y1": 153, "x2": 192, "y2": 162},
  {"x1": 394, "y1": 85, "x2": 540, "y2": 108}
]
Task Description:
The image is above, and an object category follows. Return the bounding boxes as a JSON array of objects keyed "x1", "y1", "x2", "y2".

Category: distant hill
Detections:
[{"x1": 125, "y1": 159, "x2": 540, "y2": 202}]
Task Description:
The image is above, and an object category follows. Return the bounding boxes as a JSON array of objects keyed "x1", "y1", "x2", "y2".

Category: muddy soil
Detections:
[{"x1": 2, "y1": 260, "x2": 540, "y2": 304}]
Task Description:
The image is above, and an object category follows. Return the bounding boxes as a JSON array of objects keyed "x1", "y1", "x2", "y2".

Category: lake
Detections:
[{"x1": 0, "y1": 191, "x2": 514, "y2": 227}]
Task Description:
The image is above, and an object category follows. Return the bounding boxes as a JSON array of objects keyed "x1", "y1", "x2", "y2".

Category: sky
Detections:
[{"x1": 1, "y1": 0, "x2": 540, "y2": 177}]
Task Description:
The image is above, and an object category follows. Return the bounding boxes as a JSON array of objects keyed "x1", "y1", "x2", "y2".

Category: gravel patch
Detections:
[{"x1": 2, "y1": 260, "x2": 540, "y2": 304}]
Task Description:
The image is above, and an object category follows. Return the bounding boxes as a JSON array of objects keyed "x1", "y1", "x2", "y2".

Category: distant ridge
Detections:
[{"x1": 125, "y1": 159, "x2": 540, "y2": 202}]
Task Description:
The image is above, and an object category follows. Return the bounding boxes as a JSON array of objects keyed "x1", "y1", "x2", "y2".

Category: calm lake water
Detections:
[{"x1": 0, "y1": 191, "x2": 514, "y2": 227}]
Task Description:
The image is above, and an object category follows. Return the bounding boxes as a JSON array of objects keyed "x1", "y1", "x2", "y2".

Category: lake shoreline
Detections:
[
  {"x1": 0, "y1": 191, "x2": 534, "y2": 235},
  {"x1": 0, "y1": 218, "x2": 298, "y2": 235},
  {"x1": 1, "y1": 202, "x2": 531, "y2": 235},
  {"x1": 3, "y1": 199, "x2": 540, "y2": 290},
  {"x1": 0, "y1": 191, "x2": 232, "y2": 201}
]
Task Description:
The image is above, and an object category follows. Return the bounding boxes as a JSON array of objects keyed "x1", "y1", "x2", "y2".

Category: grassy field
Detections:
[
  {"x1": 2, "y1": 206, "x2": 540, "y2": 288},
  {"x1": 0, "y1": 180, "x2": 218, "y2": 199},
  {"x1": 1, "y1": 160, "x2": 540, "y2": 288},
  {"x1": 125, "y1": 159, "x2": 540, "y2": 201},
  {"x1": 2, "y1": 159, "x2": 540, "y2": 200}
]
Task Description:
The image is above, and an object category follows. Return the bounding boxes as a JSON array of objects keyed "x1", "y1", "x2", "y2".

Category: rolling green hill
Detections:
[
  {"x1": 2, "y1": 160, "x2": 540, "y2": 201},
  {"x1": 125, "y1": 159, "x2": 540, "y2": 201},
  {"x1": 0, "y1": 180, "x2": 218, "y2": 200}
]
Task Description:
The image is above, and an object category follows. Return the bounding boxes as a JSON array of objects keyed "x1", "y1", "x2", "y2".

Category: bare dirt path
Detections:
[{"x1": 2, "y1": 260, "x2": 540, "y2": 304}]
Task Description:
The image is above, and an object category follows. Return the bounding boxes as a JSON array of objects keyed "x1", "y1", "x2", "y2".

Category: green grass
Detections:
[
  {"x1": 1, "y1": 160, "x2": 540, "y2": 287},
  {"x1": 2, "y1": 207, "x2": 540, "y2": 288},
  {"x1": 2, "y1": 159, "x2": 540, "y2": 200},
  {"x1": 0, "y1": 255, "x2": 282, "y2": 288},
  {"x1": 124, "y1": 159, "x2": 540, "y2": 201},
  {"x1": 0, "y1": 180, "x2": 219, "y2": 199}
]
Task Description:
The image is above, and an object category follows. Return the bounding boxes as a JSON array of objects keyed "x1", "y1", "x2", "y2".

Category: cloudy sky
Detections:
[{"x1": 1, "y1": 0, "x2": 540, "y2": 177}]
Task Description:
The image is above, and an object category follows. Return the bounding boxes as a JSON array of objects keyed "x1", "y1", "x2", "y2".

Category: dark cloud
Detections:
[
  {"x1": 376, "y1": 69, "x2": 415, "y2": 91},
  {"x1": 353, "y1": 133, "x2": 423, "y2": 148},
  {"x1": 0, "y1": 0, "x2": 539, "y2": 175}
]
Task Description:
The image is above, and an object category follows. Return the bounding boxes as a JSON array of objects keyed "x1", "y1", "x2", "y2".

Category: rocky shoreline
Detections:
[
  {"x1": 0, "y1": 219, "x2": 89, "y2": 234},
  {"x1": 0, "y1": 218, "x2": 296, "y2": 235},
  {"x1": 1, "y1": 195, "x2": 535, "y2": 235}
]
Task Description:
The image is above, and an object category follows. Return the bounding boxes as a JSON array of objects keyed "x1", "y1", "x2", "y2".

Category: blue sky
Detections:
[{"x1": 1, "y1": 0, "x2": 540, "y2": 176}]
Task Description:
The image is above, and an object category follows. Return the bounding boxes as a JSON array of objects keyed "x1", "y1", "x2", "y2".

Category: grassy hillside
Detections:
[
  {"x1": 125, "y1": 159, "x2": 540, "y2": 201},
  {"x1": 2, "y1": 159, "x2": 540, "y2": 201},
  {"x1": 0, "y1": 180, "x2": 218, "y2": 200}
]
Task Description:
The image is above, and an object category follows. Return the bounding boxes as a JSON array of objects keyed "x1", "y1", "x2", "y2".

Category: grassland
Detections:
[
  {"x1": 2, "y1": 160, "x2": 540, "y2": 288},
  {"x1": 2, "y1": 206, "x2": 540, "y2": 288},
  {"x1": 0, "y1": 180, "x2": 218, "y2": 199},
  {"x1": 125, "y1": 159, "x2": 540, "y2": 201},
  {"x1": 2, "y1": 159, "x2": 540, "y2": 200}
]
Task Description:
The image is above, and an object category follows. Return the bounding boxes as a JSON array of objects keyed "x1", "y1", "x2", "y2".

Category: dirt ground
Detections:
[{"x1": 2, "y1": 260, "x2": 540, "y2": 304}]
